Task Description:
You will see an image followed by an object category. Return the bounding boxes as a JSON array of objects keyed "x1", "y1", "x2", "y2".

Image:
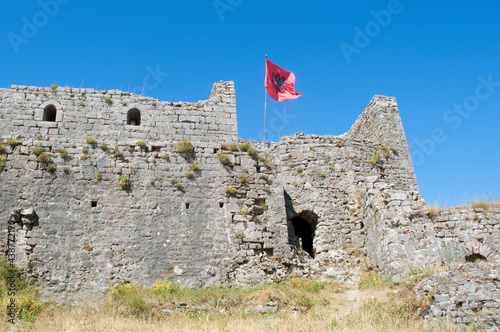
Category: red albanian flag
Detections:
[{"x1": 265, "y1": 58, "x2": 302, "y2": 101}]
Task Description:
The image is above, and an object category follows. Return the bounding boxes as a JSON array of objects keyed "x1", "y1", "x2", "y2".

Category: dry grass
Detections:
[
  {"x1": 1, "y1": 273, "x2": 474, "y2": 332},
  {"x1": 429, "y1": 206, "x2": 439, "y2": 218}
]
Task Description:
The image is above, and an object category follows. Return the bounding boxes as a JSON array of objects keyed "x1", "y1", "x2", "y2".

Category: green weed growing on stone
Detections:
[
  {"x1": 86, "y1": 137, "x2": 97, "y2": 145},
  {"x1": 225, "y1": 187, "x2": 237, "y2": 196},
  {"x1": 185, "y1": 171, "x2": 194, "y2": 179},
  {"x1": 175, "y1": 182, "x2": 185, "y2": 192},
  {"x1": 161, "y1": 152, "x2": 169, "y2": 160},
  {"x1": 218, "y1": 153, "x2": 231, "y2": 165},
  {"x1": 119, "y1": 175, "x2": 130, "y2": 189},
  {"x1": 175, "y1": 140, "x2": 194, "y2": 153},
  {"x1": 99, "y1": 143, "x2": 108, "y2": 151},
  {"x1": 7, "y1": 138, "x2": 21, "y2": 146},
  {"x1": 104, "y1": 97, "x2": 113, "y2": 105},
  {"x1": 190, "y1": 162, "x2": 200, "y2": 172},
  {"x1": 136, "y1": 141, "x2": 147, "y2": 149},
  {"x1": 37, "y1": 152, "x2": 52, "y2": 164},
  {"x1": 59, "y1": 149, "x2": 69, "y2": 159},
  {"x1": 96, "y1": 171, "x2": 102, "y2": 180},
  {"x1": 32, "y1": 147, "x2": 44, "y2": 157}
]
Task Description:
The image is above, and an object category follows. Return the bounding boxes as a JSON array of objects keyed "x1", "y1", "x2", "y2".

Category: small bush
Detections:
[
  {"x1": 174, "y1": 182, "x2": 185, "y2": 192},
  {"x1": 37, "y1": 152, "x2": 52, "y2": 164},
  {"x1": 151, "y1": 276, "x2": 178, "y2": 296},
  {"x1": 119, "y1": 175, "x2": 130, "y2": 189},
  {"x1": 115, "y1": 150, "x2": 123, "y2": 158},
  {"x1": 7, "y1": 138, "x2": 21, "y2": 146},
  {"x1": 0, "y1": 145, "x2": 5, "y2": 155},
  {"x1": 32, "y1": 147, "x2": 44, "y2": 156},
  {"x1": 263, "y1": 185, "x2": 271, "y2": 193},
  {"x1": 82, "y1": 147, "x2": 88, "y2": 154},
  {"x1": 59, "y1": 149, "x2": 69, "y2": 159},
  {"x1": 175, "y1": 140, "x2": 194, "y2": 153},
  {"x1": 0, "y1": 156, "x2": 6, "y2": 170},
  {"x1": 136, "y1": 141, "x2": 147, "y2": 148},
  {"x1": 45, "y1": 164, "x2": 56, "y2": 172},
  {"x1": 190, "y1": 163, "x2": 200, "y2": 171},
  {"x1": 320, "y1": 172, "x2": 326, "y2": 178},
  {"x1": 221, "y1": 143, "x2": 230, "y2": 150},
  {"x1": 297, "y1": 167, "x2": 303, "y2": 173},
  {"x1": 218, "y1": 153, "x2": 230, "y2": 165},
  {"x1": 238, "y1": 143, "x2": 250, "y2": 151},
  {"x1": 63, "y1": 166, "x2": 70, "y2": 174},
  {"x1": 225, "y1": 187, "x2": 237, "y2": 196},
  {"x1": 104, "y1": 97, "x2": 113, "y2": 105},
  {"x1": 161, "y1": 152, "x2": 169, "y2": 160},
  {"x1": 428, "y1": 207, "x2": 438, "y2": 218},
  {"x1": 229, "y1": 143, "x2": 239, "y2": 151},
  {"x1": 336, "y1": 140, "x2": 345, "y2": 147},
  {"x1": 185, "y1": 171, "x2": 194, "y2": 179},
  {"x1": 86, "y1": 137, "x2": 97, "y2": 145},
  {"x1": 96, "y1": 171, "x2": 102, "y2": 180},
  {"x1": 99, "y1": 143, "x2": 108, "y2": 151},
  {"x1": 170, "y1": 177, "x2": 177, "y2": 184},
  {"x1": 50, "y1": 84, "x2": 58, "y2": 90},
  {"x1": 128, "y1": 146, "x2": 135, "y2": 153},
  {"x1": 239, "y1": 176, "x2": 247, "y2": 184},
  {"x1": 246, "y1": 146, "x2": 256, "y2": 156}
]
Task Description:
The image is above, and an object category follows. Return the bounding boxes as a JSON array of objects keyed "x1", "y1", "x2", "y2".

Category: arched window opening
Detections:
[
  {"x1": 127, "y1": 108, "x2": 141, "y2": 126},
  {"x1": 43, "y1": 104, "x2": 57, "y2": 122},
  {"x1": 465, "y1": 253, "x2": 486, "y2": 263},
  {"x1": 291, "y1": 211, "x2": 318, "y2": 258}
]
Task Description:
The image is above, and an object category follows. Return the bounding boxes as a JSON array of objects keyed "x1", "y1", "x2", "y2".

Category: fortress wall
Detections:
[
  {"x1": 0, "y1": 82, "x2": 298, "y2": 302},
  {"x1": 2, "y1": 80, "x2": 496, "y2": 321},
  {"x1": 273, "y1": 130, "x2": 422, "y2": 262},
  {"x1": 346, "y1": 95, "x2": 419, "y2": 193},
  {"x1": 366, "y1": 201, "x2": 499, "y2": 275},
  {"x1": 0, "y1": 81, "x2": 238, "y2": 148}
]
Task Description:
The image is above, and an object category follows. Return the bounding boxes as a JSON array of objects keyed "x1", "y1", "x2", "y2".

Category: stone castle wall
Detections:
[{"x1": 0, "y1": 81, "x2": 498, "y2": 319}]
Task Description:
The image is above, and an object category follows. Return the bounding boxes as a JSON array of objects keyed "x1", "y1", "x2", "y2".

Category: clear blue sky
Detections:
[{"x1": 1, "y1": 1, "x2": 499, "y2": 206}]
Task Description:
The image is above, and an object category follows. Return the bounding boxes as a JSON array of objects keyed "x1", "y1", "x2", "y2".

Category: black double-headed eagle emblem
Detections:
[{"x1": 272, "y1": 72, "x2": 289, "y2": 93}]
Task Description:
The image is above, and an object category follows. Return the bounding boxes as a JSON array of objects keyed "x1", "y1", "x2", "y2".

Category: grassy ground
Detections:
[{"x1": 0, "y1": 260, "x2": 478, "y2": 332}]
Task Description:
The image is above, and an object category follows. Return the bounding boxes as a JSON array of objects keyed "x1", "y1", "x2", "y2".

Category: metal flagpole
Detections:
[
  {"x1": 264, "y1": 55, "x2": 267, "y2": 143},
  {"x1": 264, "y1": 86, "x2": 267, "y2": 143}
]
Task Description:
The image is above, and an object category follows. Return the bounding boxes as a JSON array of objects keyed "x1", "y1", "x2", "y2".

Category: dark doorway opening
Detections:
[
  {"x1": 127, "y1": 108, "x2": 141, "y2": 126},
  {"x1": 292, "y1": 216, "x2": 316, "y2": 257},
  {"x1": 43, "y1": 104, "x2": 57, "y2": 122}
]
